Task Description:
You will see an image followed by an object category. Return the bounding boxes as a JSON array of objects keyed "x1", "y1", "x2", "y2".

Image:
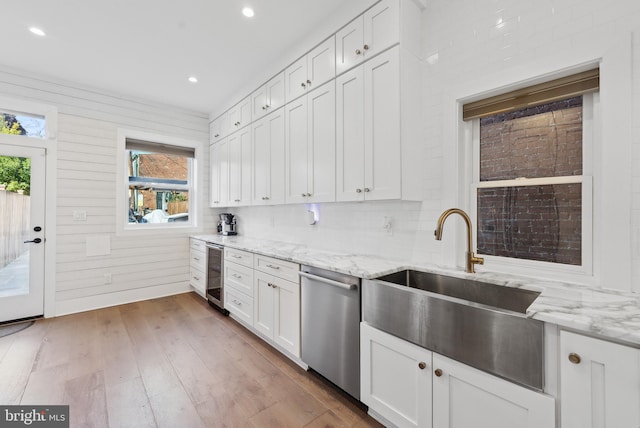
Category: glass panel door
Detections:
[{"x1": 0, "y1": 145, "x2": 45, "y2": 322}]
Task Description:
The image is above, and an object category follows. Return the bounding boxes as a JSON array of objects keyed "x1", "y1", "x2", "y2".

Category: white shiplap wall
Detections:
[{"x1": 0, "y1": 66, "x2": 213, "y2": 315}]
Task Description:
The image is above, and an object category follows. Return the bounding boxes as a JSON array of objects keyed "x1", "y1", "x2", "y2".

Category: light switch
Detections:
[{"x1": 73, "y1": 210, "x2": 87, "y2": 221}]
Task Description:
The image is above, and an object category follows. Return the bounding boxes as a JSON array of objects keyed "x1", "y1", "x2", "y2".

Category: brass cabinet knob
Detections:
[
  {"x1": 434, "y1": 369, "x2": 443, "y2": 377},
  {"x1": 568, "y1": 353, "x2": 581, "y2": 364},
  {"x1": 355, "y1": 49, "x2": 362, "y2": 55},
  {"x1": 364, "y1": 44, "x2": 369, "y2": 50},
  {"x1": 418, "y1": 362, "x2": 426, "y2": 370}
]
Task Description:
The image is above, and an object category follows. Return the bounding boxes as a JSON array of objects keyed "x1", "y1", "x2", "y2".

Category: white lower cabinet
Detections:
[
  {"x1": 189, "y1": 238, "x2": 207, "y2": 298},
  {"x1": 361, "y1": 323, "x2": 432, "y2": 428},
  {"x1": 361, "y1": 323, "x2": 555, "y2": 428},
  {"x1": 560, "y1": 330, "x2": 640, "y2": 428},
  {"x1": 253, "y1": 270, "x2": 300, "y2": 357},
  {"x1": 432, "y1": 353, "x2": 555, "y2": 428},
  {"x1": 224, "y1": 249, "x2": 254, "y2": 324}
]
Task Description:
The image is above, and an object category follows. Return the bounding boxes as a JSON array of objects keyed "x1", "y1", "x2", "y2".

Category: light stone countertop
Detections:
[{"x1": 192, "y1": 234, "x2": 640, "y2": 347}]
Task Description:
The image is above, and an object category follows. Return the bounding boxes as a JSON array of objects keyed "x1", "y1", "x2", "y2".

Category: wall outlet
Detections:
[
  {"x1": 383, "y1": 216, "x2": 393, "y2": 236},
  {"x1": 104, "y1": 273, "x2": 112, "y2": 285}
]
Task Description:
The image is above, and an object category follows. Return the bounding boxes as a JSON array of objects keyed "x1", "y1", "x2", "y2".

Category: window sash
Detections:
[{"x1": 476, "y1": 175, "x2": 583, "y2": 189}]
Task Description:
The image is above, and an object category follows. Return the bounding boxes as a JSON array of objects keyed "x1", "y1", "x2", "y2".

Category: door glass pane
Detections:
[
  {"x1": 1, "y1": 111, "x2": 46, "y2": 138},
  {"x1": 0, "y1": 155, "x2": 31, "y2": 297}
]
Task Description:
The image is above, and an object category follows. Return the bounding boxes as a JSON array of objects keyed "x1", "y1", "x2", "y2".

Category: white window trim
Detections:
[
  {"x1": 465, "y1": 93, "x2": 598, "y2": 283},
  {"x1": 116, "y1": 128, "x2": 203, "y2": 236}
]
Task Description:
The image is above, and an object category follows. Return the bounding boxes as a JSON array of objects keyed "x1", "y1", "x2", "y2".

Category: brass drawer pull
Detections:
[{"x1": 568, "y1": 353, "x2": 581, "y2": 364}]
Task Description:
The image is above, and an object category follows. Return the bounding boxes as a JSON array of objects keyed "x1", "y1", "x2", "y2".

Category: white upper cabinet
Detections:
[
  {"x1": 285, "y1": 36, "x2": 336, "y2": 102},
  {"x1": 285, "y1": 81, "x2": 336, "y2": 204},
  {"x1": 335, "y1": 0, "x2": 400, "y2": 75},
  {"x1": 209, "y1": 139, "x2": 229, "y2": 207},
  {"x1": 336, "y1": 46, "x2": 401, "y2": 202},
  {"x1": 252, "y1": 110, "x2": 285, "y2": 205},
  {"x1": 251, "y1": 72, "x2": 285, "y2": 121},
  {"x1": 227, "y1": 96, "x2": 252, "y2": 133},
  {"x1": 210, "y1": 112, "x2": 228, "y2": 144},
  {"x1": 227, "y1": 126, "x2": 252, "y2": 206},
  {"x1": 560, "y1": 330, "x2": 640, "y2": 428}
]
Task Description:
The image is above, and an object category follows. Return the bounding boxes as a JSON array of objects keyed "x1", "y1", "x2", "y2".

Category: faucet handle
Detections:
[{"x1": 471, "y1": 253, "x2": 484, "y2": 266}]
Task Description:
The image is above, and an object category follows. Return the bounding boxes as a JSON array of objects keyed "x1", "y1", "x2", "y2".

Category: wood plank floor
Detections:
[{"x1": 0, "y1": 292, "x2": 382, "y2": 428}]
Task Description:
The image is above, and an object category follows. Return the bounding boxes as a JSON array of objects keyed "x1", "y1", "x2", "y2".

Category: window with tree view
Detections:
[{"x1": 126, "y1": 139, "x2": 194, "y2": 225}]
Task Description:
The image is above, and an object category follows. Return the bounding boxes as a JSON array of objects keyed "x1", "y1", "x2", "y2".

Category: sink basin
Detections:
[
  {"x1": 375, "y1": 270, "x2": 540, "y2": 314},
  {"x1": 363, "y1": 270, "x2": 545, "y2": 390}
]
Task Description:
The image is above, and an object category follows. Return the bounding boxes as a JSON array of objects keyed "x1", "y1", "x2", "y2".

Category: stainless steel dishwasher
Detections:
[{"x1": 299, "y1": 265, "x2": 361, "y2": 400}]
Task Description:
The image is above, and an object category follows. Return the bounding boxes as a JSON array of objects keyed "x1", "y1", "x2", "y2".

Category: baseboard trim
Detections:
[{"x1": 54, "y1": 282, "x2": 192, "y2": 316}]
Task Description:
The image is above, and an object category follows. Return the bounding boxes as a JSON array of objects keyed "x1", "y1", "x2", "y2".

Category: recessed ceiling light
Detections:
[
  {"x1": 29, "y1": 27, "x2": 46, "y2": 37},
  {"x1": 188, "y1": 76, "x2": 198, "y2": 83},
  {"x1": 242, "y1": 7, "x2": 255, "y2": 18}
]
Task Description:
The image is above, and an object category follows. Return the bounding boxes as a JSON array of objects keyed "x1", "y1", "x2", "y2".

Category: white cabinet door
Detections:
[
  {"x1": 336, "y1": 47, "x2": 400, "y2": 202},
  {"x1": 307, "y1": 81, "x2": 336, "y2": 203},
  {"x1": 209, "y1": 140, "x2": 229, "y2": 207},
  {"x1": 253, "y1": 271, "x2": 275, "y2": 338},
  {"x1": 307, "y1": 36, "x2": 335, "y2": 91},
  {"x1": 285, "y1": 56, "x2": 308, "y2": 103},
  {"x1": 363, "y1": 0, "x2": 400, "y2": 59},
  {"x1": 361, "y1": 323, "x2": 432, "y2": 428},
  {"x1": 251, "y1": 84, "x2": 268, "y2": 120},
  {"x1": 336, "y1": 15, "x2": 364, "y2": 75},
  {"x1": 272, "y1": 276, "x2": 300, "y2": 357},
  {"x1": 336, "y1": 0, "x2": 399, "y2": 75},
  {"x1": 364, "y1": 46, "x2": 401, "y2": 201},
  {"x1": 285, "y1": 80, "x2": 336, "y2": 204},
  {"x1": 286, "y1": 37, "x2": 335, "y2": 102},
  {"x1": 251, "y1": 110, "x2": 285, "y2": 205},
  {"x1": 336, "y1": 66, "x2": 365, "y2": 202},
  {"x1": 227, "y1": 126, "x2": 252, "y2": 206},
  {"x1": 432, "y1": 353, "x2": 555, "y2": 428},
  {"x1": 251, "y1": 117, "x2": 270, "y2": 205},
  {"x1": 560, "y1": 331, "x2": 640, "y2": 428},
  {"x1": 252, "y1": 72, "x2": 286, "y2": 120},
  {"x1": 285, "y1": 96, "x2": 308, "y2": 204},
  {"x1": 228, "y1": 96, "x2": 252, "y2": 132},
  {"x1": 210, "y1": 112, "x2": 228, "y2": 143}
]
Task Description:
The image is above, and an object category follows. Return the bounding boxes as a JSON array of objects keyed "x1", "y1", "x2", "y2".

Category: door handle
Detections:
[{"x1": 24, "y1": 238, "x2": 42, "y2": 244}]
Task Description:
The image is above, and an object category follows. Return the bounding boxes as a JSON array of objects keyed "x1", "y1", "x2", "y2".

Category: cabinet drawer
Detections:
[
  {"x1": 254, "y1": 255, "x2": 299, "y2": 282},
  {"x1": 190, "y1": 238, "x2": 207, "y2": 252},
  {"x1": 225, "y1": 248, "x2": 254, "y2": 268},
  {"x1": 225, "y1": 262, "x2": 254, "y2": 297},
  {"x1": 190, "y1": 248, "x2": 206, "y2": 272},
  {"x1": 225, "y1": 287, "x2": 253, "y2": 325},
  {"x1": 189, "y1": 266, "x2": 206, "y2": 298}
]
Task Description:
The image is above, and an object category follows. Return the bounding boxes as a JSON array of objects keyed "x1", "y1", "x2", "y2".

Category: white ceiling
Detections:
[{"x1": 1, "y1": 0, "x2": 377, "y2": 116}]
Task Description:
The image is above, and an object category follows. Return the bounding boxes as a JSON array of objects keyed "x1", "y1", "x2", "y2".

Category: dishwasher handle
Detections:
[{"x1": 299, "y1": 271, "x2": 356, "y2": 291}]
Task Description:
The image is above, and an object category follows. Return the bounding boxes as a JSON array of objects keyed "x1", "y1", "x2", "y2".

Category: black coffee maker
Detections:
[{"x1": 219, "y1": 213, "x2": 237, "y2": 236}]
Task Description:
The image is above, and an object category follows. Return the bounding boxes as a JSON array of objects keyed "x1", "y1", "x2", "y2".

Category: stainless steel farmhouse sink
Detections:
[{"x1": 363, "y1": 270, "x2": 545, "y2": 390}]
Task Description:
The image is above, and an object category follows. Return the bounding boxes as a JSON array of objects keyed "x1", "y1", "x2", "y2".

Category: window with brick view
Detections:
[{"x1": 476, "y1": 97, "x2": 583, "y2": 265}]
